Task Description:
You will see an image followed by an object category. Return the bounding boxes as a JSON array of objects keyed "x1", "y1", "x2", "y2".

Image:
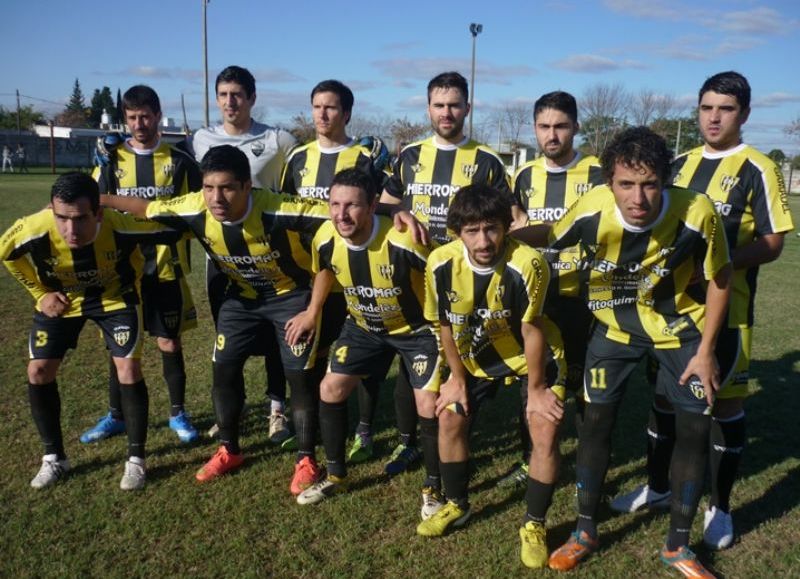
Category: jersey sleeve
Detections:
[
  {"x1": 519, "y1": 250, "x2": 550, "y2": 323},
  {"x1": 697, "y1": 196, "x2": 732, "y2": 281},
  {"x1": 512, "y1": 165, "x2": 532, "y2": 209},
  {"x1": 93, "y1": 164, "x2": 115, "y2": 194},
  {"x1": 145, "y1": 196, "x2": 196, "y2": 233},
  {"x1": 279, "y1": 149, "x2": 301, "y2": 195},
  {"x1": 751, "y1": 159, "x2": 794, "y2": 236},
  {"x1": 383, "y1": 155, "x2": 405, "y2": 200},
  {"x1": 111, "y1": 211, "x2": 185, "y2": 245},
  {"x1": 275, "y1": 195, "x2": 330, "y2": 235},
  {"x1": 424, "y1": 254, "x2": 445, "y2": 323},
  {"x1": 311, "y1": 223, "x2": 335, "y2": 275},
  {"x1": 1, "y1": 217, "x2": 50, "y2": 304}
]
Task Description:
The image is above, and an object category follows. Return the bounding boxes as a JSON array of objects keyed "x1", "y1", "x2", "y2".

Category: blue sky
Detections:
[{"x1": 1, "y1": 0, "x2": 798, "y2": 154}]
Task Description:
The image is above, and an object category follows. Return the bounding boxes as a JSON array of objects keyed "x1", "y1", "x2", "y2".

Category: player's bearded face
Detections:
[
  {"x1": 52, "y1": 197, "x2": 101, "y2": 248},
  {"x1": 428, "y1": 88, "x2": 469, "y2": 141},
  {"x1": 216, "y1": 82, "x2": 255, "y2": 128},
  {"x1": 329, "y1": 184, "x2": 375, "y2": 245},
  {"x1": 535, "y1": 108, "x2": 577, "y2": 165},
  {"x1": 698, "y1": 91, "x2": 749, "y2": 153},
  {"x1": 459, "y1": 220, "x2": 506, "y2": 267},
  {"x1": 202, "y1": 171, "x2": 251, "y2": 222},
  {"x1": 125, "y1": 106, "x2": 161, "y2": 149},
  {"x1": 610, "y1": 161, "x2": 663, "y2": 227}
]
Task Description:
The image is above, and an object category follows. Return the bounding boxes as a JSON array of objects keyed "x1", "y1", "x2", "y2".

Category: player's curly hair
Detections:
[
  {"x1": 331, "y1": 168, "x2": 377, "y2": 204},
  {"x1": 200, "y1": 145, "x2": 251, "y2": 185},
  {"x1": 600, "y1": 126, "x2": 672, "y2": 185},
  {"x1": 446, "y1": 183, "x2": 513, "y2": 234},
  {"x1": 311, "y1": 80, "x2": 354, "y2": 119},
  {"x1": 699, "y1": 71, "x2": 750, "y2": 110},
  {"x1": 51, "y1": 172, "x2": 100, "y2": 212},
  {"x1": 122, "y1": 85, "x2": 161, "y2": 115},
  {"x1": 428, "y1": 72, "x2": 469, "y2": 103},
  {"x1": 216, "y1": 66, "x2": 256, "y2": 98}
]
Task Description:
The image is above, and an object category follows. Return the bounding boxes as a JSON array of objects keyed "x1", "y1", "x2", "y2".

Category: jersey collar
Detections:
[
  {"x1": 614, "y1": 189, "x2": 671, "y2": 233},
  {"x1": 124, "y1": 138, "x2": 161, "y2": 155},
  {"x1": 702, "y1": 142, "x2": 747, "y2": 159},
  {"x1": 543, "y1": 151, "x2": 582, "y2": 174},
  {"x1": 461, "y1": 241, "x2": 506, "y2": 275},
  {"x1": 432, "y1": 135, "x2": 469, "y2": 150},
  {"x1": 221, "y1": 194, "x2": 253, "y2": 226},
  {"x1": 342, "y1": 215, "x2": 379, "y2": 251},
  {"x1": 318, "y1": 137, "x2": 354, "y2": 155}
]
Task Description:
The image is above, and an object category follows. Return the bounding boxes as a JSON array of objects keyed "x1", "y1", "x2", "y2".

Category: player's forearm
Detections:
[
  {"x1": 510, "y1": 223, "x2": 551, "y2": 247},
  {"x1": 4, "y1": 258, "x2": 49, "y2": 303},
  {"x1": 731, "y1": 233, "x2": 785, "y2": 270},
  {"x1": 307, "y1": 269, "x2": 334, "y2": 316},
  {"x1": 699, "y1": 264, "x2": 732, "y2": 354},
  {"x1": 100, "y1": 194, "x2": 151, "y2": 217},
  {"x1": 522, "y1": 320, "x2": 548, "y2": 392}
]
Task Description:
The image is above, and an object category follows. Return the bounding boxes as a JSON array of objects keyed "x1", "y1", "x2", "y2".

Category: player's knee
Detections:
[
  {"x1": 114, "y1": 358, "x2": 143, "y2": 384},
  {"x1": 157, "y1": 337, "x2": 181, "y2": 353},
  {"x1": 320, "y1": 374, "x2": 353, "y2": 403},
  {"x1": 438, "y1": 408, "x2": 466, "y2": 438},
  {"x1": 414, "y1": 390, "x2": 437, "y2": 418},
  {"x1": 27, "y1": 360, "x2": 58, "y2": 384}
]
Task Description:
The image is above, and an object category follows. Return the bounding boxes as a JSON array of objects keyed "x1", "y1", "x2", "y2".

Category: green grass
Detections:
[{"x1": 1, "y1": 173, "x2": 798, "y2": 577}]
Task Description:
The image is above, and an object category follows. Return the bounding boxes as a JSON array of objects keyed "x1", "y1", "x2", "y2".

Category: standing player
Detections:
[
  {"x1": 281, "y1": 79, "x2": 390, "y2": 465},
  {"x1": 190, "y1": 65, "x2": 297, "y2": 443},
  {"x1": 380, "y1": 71, "x2": 521, "y2": 475},
  {"x1": 284, "y1": 169, "x2": 443, "y2": 519},
  {"x1": 81, "y1": 85, "x2": 202, "y2": 445},
  {"x1": 523, "y1": 127, "x2": 732, "y2": 577},
  {"x1": 500, "y1": 90, "x2": 604, "y2": 488},
  {"x1": 611, "y1": 72, "x2": 795, "y2": 551},
  {"x1": 2, "y1": 172, "x2": 177, "y2": 490}
]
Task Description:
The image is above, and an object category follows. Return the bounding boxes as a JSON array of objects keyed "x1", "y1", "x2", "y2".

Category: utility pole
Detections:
[
  {"x1": 468, "y1": 23, "x2": 483, "y2": 139},
  {"x1": 16, "y1": 89, "x2": 21, "y2": 134}
]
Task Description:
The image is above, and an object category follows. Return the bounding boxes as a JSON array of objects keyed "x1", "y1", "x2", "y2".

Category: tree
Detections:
[
  {"x1": 629, "y1": 90, "x2": 681, "y2": 126},
  {"x1": 89, "y1": 86, "x2": 115, "y2": 128},
  {"x1": 287, "y1": 112, "x2": 315, "y2": 144},
  {"x1": 650, "y1": 116, "x2": 702, "y2": 156},
  {"x1": 500, "y1": 102, "x2": 532, "y2": 151},
  {"x1": 389, "y1": 117, "x2": 428, "y2": 152},
  {"x1": 767, "y1": 149, "x2": 787, "y2": 165},
  {"x1": 579, "y1": 83, "x2": 629, "y2": 155},
  {"x1": 0, "y1": 104, "x2": 46, "y2": 130},
  {"x1": 55, "y1": 78, "x2": 88, "y2": 127}
]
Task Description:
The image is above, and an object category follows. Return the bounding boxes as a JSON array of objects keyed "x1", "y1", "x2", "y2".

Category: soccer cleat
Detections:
[
  {"x1": 384, "y1": 443, "x2": 421, "y2": 476},
  {"x1": 421, "y1": 486, "x2": 445, "y2": 520},
  {"x1": 290, "y1": 456, "x2": 321, "y2": 495},
  {"x1": 520, "y1": 521, "x2": 549, "y2": 569},
  {"x1": 703, "y1": 506, "x2": 734, "y2": 550},
  {"x1": 548, "y1": 530, "x2": 598, "y2": 571},
  {"x1": 120, "y1": 458, "x2": 146, "y2": 491},
  {"x1": 207, "y1": 403, "x2": 250, "y2": 439},
  {"x1": 416, "y1": 501, "x2": 471, "y2": 537},
  {"x1": 498, "y1": 462, "x2": 529, "y2": 489},
  {"x1": 80, "y1": 413, "x2": 126, "y2": 444},
  {"x1": 268, "y1": 411, "x2": 291, "y2": 444},
  {"x1": 610, "y1": 484, "x2": 671, "y2": 513},
  {"x1": 660, "y1": 545, "x2": 716, "y2": 578},
  {"x1": 195, "y1": 446, "x2": 244, "y2": 482},
  {"x1": 30, "y1": 454, "x2": 71, "y2": 489},
  {"x1": 296, "y1": 474, "x2": 347, "y2": 505},
  {"x1": 169, "y1": 411, "x2": 198, "y2": 443},
  {"x1": 347, "y1": 432, "x2": 374, "y2": 463}
]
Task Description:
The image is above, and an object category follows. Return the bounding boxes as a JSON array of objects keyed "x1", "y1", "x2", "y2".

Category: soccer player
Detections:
[
  {"x1": 499, "y1": 90, "x2": 604, "y2": 488},
  {"x1": 190, "y1": 65, "x2": 297, "y2": 443},
  {"x1": 611, "y1": 72, "x2": 795, "y2": 552},
  {"x1": 520, "y1": 127, "x2": 732, "y2": 577},
  {"x1": 284, "y1": 169, "x2": 443, "y2": 518},
  {"x1": 280, "y1": 80, "x2": 389, "y2": 465},
  {"x1": 81, "y1": 85, "x2": 202, "y2": 445},
  {"x1": 2, "y1": 172, "x2": 176, "y2": 490},
  {"x1": 379, "y1": 71, "x2": 522, "y2": 475},
  {"x1": 417, "y1": 184, "x2": 561, "y2": 563}
]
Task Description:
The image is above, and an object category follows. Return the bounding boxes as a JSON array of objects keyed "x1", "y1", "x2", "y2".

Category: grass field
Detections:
[{"x1": 0, "y1": 172, "x2": 798, "y2": 578}]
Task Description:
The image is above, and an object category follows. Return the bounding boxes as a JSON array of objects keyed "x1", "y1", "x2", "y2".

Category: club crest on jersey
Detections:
[
  {"x1": 289, "y1": 342, "x2": 308, "y2": 357},
  {"x1": 378, "y1": 264, "x2": 394, "y2": 280},
  {"x1": 105, "y1": 250, "x2": 122, "y2": 261},
  {"x1": 202, "y1": 236, "x2": 215, "y2": 247},
  {"x1": 251, "y1": 141, "x2": 265, "y2": 157},
  {"x1": 330, "y1": 264, "x2": 340, "y2": 275},
  {"x1": 164, "y1": 313, "x2": 179, "y2": 329},
  {"x1": 494, "y1": 284, "x2": 505, "y2": 300},
  {"x1": 687, "y1": 377, "x2": 705, "y2": 400},
  {"x1": 445, "y1": 290, "x2": 461, "y2": 303},
  {"x1": 411, "y1": 163, "x2": 424, "y2": 173},
  {"x1": 574, "y1": 183, "x2": 591, "y2": 196},
  {"x1": 162, "y1": 163, "x2": 175, "y2": 177},
  {"x1": 43, "y1": 256, "x2": 59, "y2": 268},
  {"x1": 299, "y1": 167, "x2": 309, "y2": 178},
  {"x1": 115, "y1": 168, "x2": 126, "y2": 180},
  {"x1": 255, "y1": 235, "x2": 271, "y2": 246},
  {"x1": 461, "y1": 163, "x2": 478, "y2": 179},
  {"x1": 112, "y1": 325, "x2": 131, "y2": 347},
  {"x1": 719, "y1": 174, "x2": 740, "y2": 192},
  {"x1": 412, "y1": 354, "x2": 429, "y2": 377}
]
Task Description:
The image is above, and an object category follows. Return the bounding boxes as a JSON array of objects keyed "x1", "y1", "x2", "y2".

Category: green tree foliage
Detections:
[
  {"x1": 767, "y1": 149, "x2": 787, "y2": 165},
  {"x1": 287, "y1": 112, "x2": 315, "y2": 144},
  {"x1": 55, "y1": 78, "x2": 88, "y2": 127},
  {"x1": 88, "y1": 86, "x2": 115, "y2": 128},
  {"x1": 0, "y1": 104, "x2": 45, "y2": 130},
  {"x1": 650, "y1": 116, "x2": 703, "y2": 156}
]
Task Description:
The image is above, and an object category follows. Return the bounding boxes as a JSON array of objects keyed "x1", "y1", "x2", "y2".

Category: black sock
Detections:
[
  {"x1": 119, "y1": 379, "x2": 149, "y2": 460},
  {"x1": 319, "y1": 400, "x2": 348, "y2": 478},
  {"x1": 666, "y1": 410, "x2": 711, "y2": 551},
  {"x1": 108, "y1": 357, "x2": 124, "y2": 420},
  {"x1": 518, "y1": 382, "x2": 532, "y2": 463},
  {"x1": 419, "y1": 416, "x2": 440, "y2": 483},
  {"x1": 287, "y1": 367, "x2": 320, "y2": 459},
  {"x1": 213, "y1": 361, "x2": 245, "y2": 454},
  {"x1": 573, "y1": 395, "x2": 585, "y2": 437},
  {"x1": 357, "y1": 376, "x2": 381, "y2": 436},
  {"x1": 440, "y1": 460, "x2": 470, "y2": 508},
  {"x1": 161, "y1": 350, "x2": 186, "y2": 416},
  {"x1": 709, "y1": 413, "x2": 746, "y2": 513},
  {"x1": 29, "y1": 381, "x2": 65, "y2": 459},
  {"x1": 264, "y1": 334, "x2": 287, "y2": 403},
  {"x1": 646, "y1": 405, "x2": 675, "y2": 494},
  {"x1": 575, "y1": 402, "x2": 618, "y2": 540},
  {"x1": 394, "y1": 365, "x2": 417, "y2": 446},
  {"x1": 524, "y1": 477, "x2": 555, "y2": 525}
]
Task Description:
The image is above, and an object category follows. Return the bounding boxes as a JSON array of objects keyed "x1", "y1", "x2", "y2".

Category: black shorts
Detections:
[
  {"x1": 583, "y1": 324, "x2": 739, "y2": 414},
  {"x1": 213, "y1": 291, "x2": 318, "y2": 371},
  {"x1": 140, "y1": 275, "x2": 197, "y2": 339},
  {"x1": 318, "y1": 292, "x2": 347, "y2": 352},
  {"x1": 545, "y1": 295, "x2": 593, "y2": 391},
  {"x1": 29, "y1": 307, "x2": 143, "y2": 360},
  {"x1": 444, "y1": 375, "x2": 504, "y2": 417},
  {"x1": 329, "y1": 319, "x2": 441, "y2": 391}
]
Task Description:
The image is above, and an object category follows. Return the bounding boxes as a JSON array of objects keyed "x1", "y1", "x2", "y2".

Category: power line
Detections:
[{"x1": 0, "y1": 92, "x2": 64, "y2": 106}]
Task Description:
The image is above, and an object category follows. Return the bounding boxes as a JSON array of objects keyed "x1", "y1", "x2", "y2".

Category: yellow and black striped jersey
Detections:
[
  {"x1": 93, "y1": 140, "x2": 201, "y2": 283},
  {"x1": 513, "y1": 152, "x2": 604, "y2": 298},
  {"x1": 312, "y1": 216, "x2": 430, "y2": 336},
  {"x1": 280, "y1": 139, "x2": 386, "y2": 200},
  {"x1": 671, "y1": 144, "x2": 794, "y2": 327},
  {"x1": 145, "y1": 190, "x2": 329, "y2": 300},
  {"x1": 1, "y1": 208, "x2": 175, "y2": 317},
  {"x1": 425, "y1": 238, "x2": 549, "y2": 378},
  {"x1": 384, "y1": 136, "x2": 512, "y2": 245},
  {"x1": 549, "y1": 185, "x2": 730, "y2": 348}
]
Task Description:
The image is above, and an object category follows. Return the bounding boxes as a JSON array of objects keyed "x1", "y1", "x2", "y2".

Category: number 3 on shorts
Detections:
[{"x1": 589, "y1": 367, "x2": 607, "y2": 390}]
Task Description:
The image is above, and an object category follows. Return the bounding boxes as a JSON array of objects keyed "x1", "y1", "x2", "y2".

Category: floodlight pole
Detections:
[
  {"x1": 202, "y1": 0, "x2": 210, "y2": 127},
  {"x1": 469, "y1": 23, "x2": 483, "y2": 139}
]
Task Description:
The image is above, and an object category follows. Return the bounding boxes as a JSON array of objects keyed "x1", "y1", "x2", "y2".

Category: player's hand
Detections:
[
  {"x1": 93, "y1": 132, "x2": 126, "y2": 167},
  {"x1": 39, "y1": 292, "x2": 70, "y2": 318},
  {"x1": 680, "y1": 351, "x2": 720, "y2": 407},
  {"x1": 393, "y1": 210, "x2": 430, "y2": 246},
  {"x1": 526, "y1": 386, "x2": 564, "y2": 424},
  {"x1": 435, "y1": 375, "x2": 469, "y2": 417},
  {"x1": 358, "y1": 136, "x2": 390, "y2": 172},
  {"x1": 284, "y1": 310, "x2": 316, "y2": 346}
]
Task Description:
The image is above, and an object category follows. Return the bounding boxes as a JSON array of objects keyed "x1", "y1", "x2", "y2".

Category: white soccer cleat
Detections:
[
  {"x1": 610, "y1": 484, "x2": 671, "y2": 513},
  {"x1": 120, "y1": 458, "x2": 146, "y2": 491},
  {"x1": 30, "y1": 454, "x2": 71, "y2": 489},
  {"x1": 703, "y1": 506, "x2": 734, "y2": 550}
]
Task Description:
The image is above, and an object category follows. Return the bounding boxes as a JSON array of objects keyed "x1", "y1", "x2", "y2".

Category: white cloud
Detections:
[{"x1": 553, "y1": 54, "x2": 646, "y2": 73}]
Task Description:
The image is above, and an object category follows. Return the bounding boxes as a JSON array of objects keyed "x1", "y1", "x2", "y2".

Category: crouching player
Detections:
[
  {"x1": 418, "y1": 183, "x2": 564, "y2": 570},
  {"x1": 1, "y1": 172, "x2": 178, "y2": 490},
  {"x1": 285, "y1": 168, "x2": 444, "y2": 517}
]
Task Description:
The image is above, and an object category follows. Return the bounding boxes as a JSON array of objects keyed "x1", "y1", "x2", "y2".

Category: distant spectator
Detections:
[
  {"x1": 2, "y1": 145, "x2": 13, "y2": 173},
  {"x1": 16, "y1": 143, "x2": 29, "y2": 173}
]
